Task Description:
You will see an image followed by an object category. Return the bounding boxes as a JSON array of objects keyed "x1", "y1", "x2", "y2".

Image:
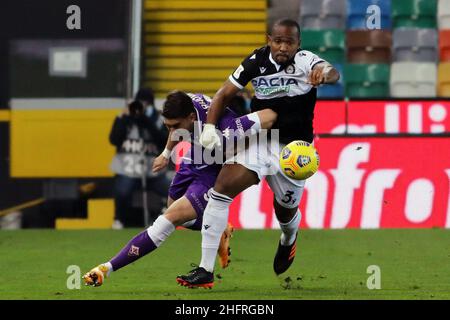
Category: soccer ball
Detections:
[{"x1": 279, "y1": 140, "x2": 320, "y2": 180}]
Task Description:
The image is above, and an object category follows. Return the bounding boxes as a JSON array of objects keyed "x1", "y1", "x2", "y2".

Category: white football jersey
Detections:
[
  {"x1": 228, "y1": 46, "x2": 327, "y2": 144},
  {"x1": 229, "y1": 47, "x2": 325, "y2": 100}
]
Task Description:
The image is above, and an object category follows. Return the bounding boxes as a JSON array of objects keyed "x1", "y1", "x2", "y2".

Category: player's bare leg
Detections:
[
  {"x1": 177, "y1": 164, "x2": 258, "y2": 288},
  {"x1": 273, "y1": 200, "x2": 300, "y2": 275},
  {"x1": 83, "y1": 194, "x2": 234, "y2": 287}
]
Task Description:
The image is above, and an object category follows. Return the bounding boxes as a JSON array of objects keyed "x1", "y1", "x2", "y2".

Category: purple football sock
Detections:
[{"x1": 109, "y1": 230, "x2": 157, "y2": 271}]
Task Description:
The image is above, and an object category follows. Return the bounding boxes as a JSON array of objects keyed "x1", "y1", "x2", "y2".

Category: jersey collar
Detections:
[
  {"x1": 269, "y1": 53, "x2": 282, "y2": 72},
  {"x1": 269, "y1": 49, "x2": 300, "y2": 72}
]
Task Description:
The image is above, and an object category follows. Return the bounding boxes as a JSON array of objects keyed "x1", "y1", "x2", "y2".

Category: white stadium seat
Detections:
[
  {"x1": 390, "y1": 62, "x2": 437, "y2": 97},
  {"x1": 438, "y1": 0, "x2": 450, "y2": 29}
]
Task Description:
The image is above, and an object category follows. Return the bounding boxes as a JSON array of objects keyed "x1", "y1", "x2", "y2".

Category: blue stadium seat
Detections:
[
  {"x1": 347, "y1": 0, "x2": 392, "y2": 30},
  {"x1": 317, "y1": 64, "x2": 344, "y2": 98}
]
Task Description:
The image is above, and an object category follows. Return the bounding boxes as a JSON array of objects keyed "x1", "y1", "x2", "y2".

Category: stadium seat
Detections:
[
  {"x1": 317, "y1": 63, "x2": 344, "y2": 98},
  {"x1": 392, "y1": 28, "x2": 438, "y2": 62},
  {"x1": 391, "y1": 0, "x2": 437, "y2": 28},
  {"x1": 301, "y1": 30, "x2": 345, "y2": 63},
  {"x1": 346, "y1": 30, "x2": 392, "y2": 63},
  {"x1": 344, "y1": 64, "x2": 390, "y2": 98},
  {"x1": 346, "y1": 0, "x2": 392, "y2": 30},
  {"x1": 299, "y1": 0, "x2": 347, "y2": 29},
  {"x1": 439, "y1": 30, "x2": 450, "y2": 61},
  {"x1": 390, "y1": 62, "x2": 437, "y2": 97},
  {"x1": 438, "y1": 63, "x2": 450, "y2": 97},
  {"x1": 268, "y1": 0, "x2": 301, "y2": 28},
  {"x1": 438, "y1": 0, "x2": 450, "y2": 29}
]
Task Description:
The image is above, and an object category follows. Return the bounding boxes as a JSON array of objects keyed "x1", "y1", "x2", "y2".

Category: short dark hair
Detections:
[
  {"x1": 135, "y1": 87, "x2": 154, "y2": 105},
  {"x1": 162, "y1": 90, "x2": 195, "y2": 119},
  {"x1": 271, "y1": 18, "x2": 301, "y2": 40}
]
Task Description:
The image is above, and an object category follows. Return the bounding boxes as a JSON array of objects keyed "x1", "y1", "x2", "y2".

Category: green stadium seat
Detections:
[
  {"x1": 344, "y1": 64, "x2": 390, "y2": 98},
  {"x1": 392, "y1": 0, "x2": 437, "y2": 28},
  {"x1": 301, "y1": 30, "x2": 345, "y2": 63}
]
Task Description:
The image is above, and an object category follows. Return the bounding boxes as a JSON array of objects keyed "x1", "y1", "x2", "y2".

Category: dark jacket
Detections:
[{"x1": 109, "y1": 111, "x2": 167, "y2": 153}]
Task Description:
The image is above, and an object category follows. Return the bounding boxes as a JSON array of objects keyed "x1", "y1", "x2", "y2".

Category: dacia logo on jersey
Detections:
[{"x1": 252, "y1": 77, "x2": 299, "y2": 87}]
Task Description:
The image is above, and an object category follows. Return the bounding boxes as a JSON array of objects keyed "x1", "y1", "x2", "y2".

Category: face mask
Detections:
[{"x1": 145, "y1": 106, "x2": 154, "y2": 118}]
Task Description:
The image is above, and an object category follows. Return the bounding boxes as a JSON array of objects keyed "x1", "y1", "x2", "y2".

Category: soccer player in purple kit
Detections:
[{"x1": 82, "y1": 90, "x2": 277, "y2": 287}]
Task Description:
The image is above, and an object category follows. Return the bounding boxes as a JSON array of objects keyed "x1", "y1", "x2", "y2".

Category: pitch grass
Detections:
[{"x1": 1, "y1": 228, "x2": 450, "y2": 300}]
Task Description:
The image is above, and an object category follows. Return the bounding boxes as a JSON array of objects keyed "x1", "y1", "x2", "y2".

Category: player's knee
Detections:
[
  {"x1": 213, "y1": 179, "x2": 232, "y2": 196},
  {"x1": 274, "y1": 200, "x2": 298, "y2": 223},
  {"x1": 214, "y1": 165, "x2": 258, "y2": 198},
  {"x1": 260, "y1": 109, "x2": 277, "y2": 129},
  {"x1": 163, "y1": 208, "x2": 192, "y2": 226}
]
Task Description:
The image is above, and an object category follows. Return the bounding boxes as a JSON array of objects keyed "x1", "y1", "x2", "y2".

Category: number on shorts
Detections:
[{"x1": 282, "y1": 190, "x2": 296, "y2": 205}]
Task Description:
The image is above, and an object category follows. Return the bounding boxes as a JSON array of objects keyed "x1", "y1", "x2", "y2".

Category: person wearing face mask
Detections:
[{"x1": 109, "y1": 88, "x2": 170, "y2": 229}]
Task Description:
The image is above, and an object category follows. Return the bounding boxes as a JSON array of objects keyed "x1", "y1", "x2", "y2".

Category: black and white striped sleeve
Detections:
[
  {"x1": 228, "y1": 50, "x2": 259, "y2": 89},
  {"x1": 304, "y1": 51, "x2": 326, "y2": 73}
]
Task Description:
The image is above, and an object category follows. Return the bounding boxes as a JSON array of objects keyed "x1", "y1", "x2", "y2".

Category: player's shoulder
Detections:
[
  {"x1": 187, "y1": 93, "x2": 211, "y2": 111},
  {"x1": 295, "y1": 49, "x2": 325, "y2": 67},
  {"x1": 243, "y1": 46, "x2": 270, "y2": 64},
  {"x1": 296, "y1": 49, "x2": 318, "y2": 59}
]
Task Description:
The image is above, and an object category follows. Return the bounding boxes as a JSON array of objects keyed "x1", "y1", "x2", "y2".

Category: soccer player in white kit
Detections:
[{"x1": 177, "y1": 19, "x2": 340, "y2": 288}]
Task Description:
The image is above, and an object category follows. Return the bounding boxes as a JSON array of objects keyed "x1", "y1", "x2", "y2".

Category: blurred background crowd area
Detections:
[{"x1": 0, "y1": 0, "x2": 449, "y2": 229}]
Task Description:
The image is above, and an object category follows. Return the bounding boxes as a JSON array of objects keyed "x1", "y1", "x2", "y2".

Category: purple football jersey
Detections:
[{"x1": 168, "y1": 93, "x2": 257, "y2": 227}]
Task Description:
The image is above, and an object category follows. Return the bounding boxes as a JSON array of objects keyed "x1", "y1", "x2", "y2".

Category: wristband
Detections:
[{"x1": 161, "y1": 148, "x2": 172, "y2": 159}]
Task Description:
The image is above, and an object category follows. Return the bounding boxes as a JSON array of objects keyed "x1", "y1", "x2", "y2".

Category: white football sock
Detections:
[
  {"x1": 181, "y1": 219, "x2": 196, "y2": 228},
  {"x1": 246, "y1": 112, "x2": 262, "y2": 134},
  {"x1": 200, "y1": 189, "x2": 233, "y2": 273},
  {"x1": 102, "y1": 262, "x2": 113, "y2": 276},
  {"x1": 146, "y1": 215, "x2": 176, "y2": 247},
  {"x1": 279, "y1": 210, "x2": 301, "y2": 246}
]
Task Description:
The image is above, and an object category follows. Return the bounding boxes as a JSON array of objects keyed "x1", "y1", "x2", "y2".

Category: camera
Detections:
[{"x1": 128, "y1": 100, "x2": 144, "y2": 117}]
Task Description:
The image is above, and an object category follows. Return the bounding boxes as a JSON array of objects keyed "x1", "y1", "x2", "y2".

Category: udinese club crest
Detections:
[{"x1": 285, "y1": 64, "x2": 295, "y2": 74}]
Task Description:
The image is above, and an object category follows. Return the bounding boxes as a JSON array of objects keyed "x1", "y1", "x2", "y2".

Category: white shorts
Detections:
[{"x1": 225, "y1": 137, "x2": 305, "y2": 209}]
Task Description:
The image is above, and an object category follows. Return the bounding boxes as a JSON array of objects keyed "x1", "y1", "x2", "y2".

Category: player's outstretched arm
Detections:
[
  {"x1": 307, "y1": 62, "x2": 340, "y2": 87},
  {"x1": 200, "y1": 80, "x2": 242, "y2": 149},
  {"x1": 152, "y1": 133, "x2": 178, "y2": 173},
  {"x1": 206, "y1": 80, "x2": 242, "y2": 125},
  {"x1": 225, "y1": 109, "x2": 277, "y2": 145}
]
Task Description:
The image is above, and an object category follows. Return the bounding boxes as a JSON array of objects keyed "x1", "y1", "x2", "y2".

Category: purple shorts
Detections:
[{"x1": 168, "y1": 162, "x2": 220, "y2": 230}]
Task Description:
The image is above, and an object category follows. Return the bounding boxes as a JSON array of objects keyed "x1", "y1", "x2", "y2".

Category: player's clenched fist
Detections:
[
  {"x1": 307, "y1": 66, "x2": 326, "y2": 87},
  {"x1": 199, "y1": 123, "x2": 221, "y2": 150}
]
